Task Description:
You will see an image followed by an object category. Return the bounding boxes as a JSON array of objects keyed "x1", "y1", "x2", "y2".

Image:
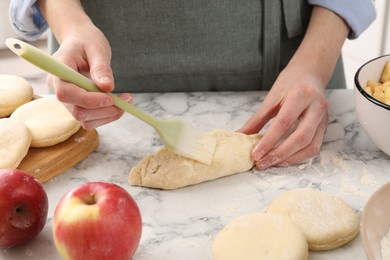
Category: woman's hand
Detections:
[
  {"x1": 46, "y1": 25, "x2": 132, "y2": 129},
  {"x1": 38, "y1": 0, "x2": 131, "y2": 129},
  {"x1": 239, "y1": 67, "x2": 329, "y2": 169},
  {"x1": 239, "y1": 6, "x2": 349, "y2": 169}
]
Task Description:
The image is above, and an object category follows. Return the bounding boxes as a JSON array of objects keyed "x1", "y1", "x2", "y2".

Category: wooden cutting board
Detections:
[{"x1": 18, "y1": 128, "x2": 99, "y2": 183}]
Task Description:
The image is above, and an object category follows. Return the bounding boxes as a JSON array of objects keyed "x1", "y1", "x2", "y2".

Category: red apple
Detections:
[
  {"x1": 0, "y1": 169, "x2": 49, "y2": 248},
  {"x1": 53, "y1": 182, "x2": 142, "y2": 260}
]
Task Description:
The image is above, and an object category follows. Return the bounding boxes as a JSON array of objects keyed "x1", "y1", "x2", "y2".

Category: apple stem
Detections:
[{"x1": 86, "y1": 193, "x2": 96, "y2": 205}]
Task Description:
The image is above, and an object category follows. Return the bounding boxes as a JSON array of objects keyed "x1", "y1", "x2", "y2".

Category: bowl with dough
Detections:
[
  {"x1": 354, "y1": 54, "x2": 390, "y2": 156},
  {"x1": 360, "y1": 181, "x2": 390, "y2": 260}
]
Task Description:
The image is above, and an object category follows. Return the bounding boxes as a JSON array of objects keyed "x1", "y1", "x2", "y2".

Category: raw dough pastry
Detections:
[
  {"x1": 0, "y1": 118, "x2": 32, "y2": 169},
  {"x1": 0, "y1": 74, "x2": 33, "y2": 117},
  {"x1": 128, "y1": 129, "x2": 261, "y2": 189},
  {"x1": 213, "y1": 212, "x2": 308, "y2": 260},
  {"x1": 267, "y1": 188, "x2": 359, "y2": 251},
  {"x1": 10, "y1": 97, "x2": 81, "y2": 147}
]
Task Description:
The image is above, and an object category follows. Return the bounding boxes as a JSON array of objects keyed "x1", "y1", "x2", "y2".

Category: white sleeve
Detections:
[
  {"x1": 9, "y1": 0, "x2": 48, "y2": 41},
  {"x1": 308, "y1": 0, "x2": 377, "y2": 39}
]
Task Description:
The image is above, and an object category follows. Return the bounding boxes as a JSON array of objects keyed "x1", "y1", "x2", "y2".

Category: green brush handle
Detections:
[{"x1": 6, "y1": 38, "x2": 159, "y2": 128}]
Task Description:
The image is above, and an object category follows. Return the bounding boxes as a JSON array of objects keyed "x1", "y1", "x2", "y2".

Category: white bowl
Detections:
[
  {"x1": 354, "y1": 54, "x2": 390, "y2": 156},
  {"x1": 360, "y1": 181, "x2": 390, "y2": 260}
]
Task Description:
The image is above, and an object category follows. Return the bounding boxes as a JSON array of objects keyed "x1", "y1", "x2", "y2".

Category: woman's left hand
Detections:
[
  {"x1": 239, "y1": 67, "x2": 329, "y2": 169},
  {"x1": 239, "y1": 5, "x2": 350, "y2": 170}
]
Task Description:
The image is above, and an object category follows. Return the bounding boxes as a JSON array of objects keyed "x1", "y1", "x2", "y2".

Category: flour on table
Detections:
[
  {"x1": 319, "y1": 150, "x2": 350, "y2": 172},
  {"x1": 361, "y1": 169, "x2": 376, "y2": 187}
]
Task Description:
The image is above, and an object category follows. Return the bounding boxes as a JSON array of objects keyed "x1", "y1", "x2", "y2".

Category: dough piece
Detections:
[
  {"x1": 267, "y1": 188, "x2": 359, "y2": 251},
  {"x1": 0, "y1": 74, "x2": 33, "y2": 117},
  {"x1": 0, "y1": 118, "x2": 32, "y2": 168},
  {"x1": 129, "y1": 129, "x2": 261, "y2": 189},
  {"x1": 10, "y1": 97, "x2": 81, "y2": 147},
  {"x1": 213, "y1": 212, "x2": 308, "y2": 260}
]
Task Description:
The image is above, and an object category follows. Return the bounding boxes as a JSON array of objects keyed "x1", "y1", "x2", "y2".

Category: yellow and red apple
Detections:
[
  {"x1": 53, "y1": 182, "x2": 142, "y2": 260},
  {"x1": 0, "y1": 169, "x2": 48, "y2": 248}
]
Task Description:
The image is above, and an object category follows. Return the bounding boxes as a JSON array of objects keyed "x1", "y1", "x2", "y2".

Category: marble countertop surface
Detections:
[{"x1": 1, "y1": 89, "x2": 389, "y2": 260}]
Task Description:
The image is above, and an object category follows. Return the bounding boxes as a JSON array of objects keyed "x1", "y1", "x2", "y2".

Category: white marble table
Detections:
[{"x1": 1, "y1": 89, "x2": 389, "y2": 260}]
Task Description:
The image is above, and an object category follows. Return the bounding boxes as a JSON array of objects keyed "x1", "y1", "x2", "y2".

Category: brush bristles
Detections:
[{"x1": 173, "y1": 129, "x2": 217, "y2": 165}]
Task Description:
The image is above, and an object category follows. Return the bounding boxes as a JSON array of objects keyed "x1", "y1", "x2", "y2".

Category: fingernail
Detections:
[
  {"x1": 252, "y1": 143, "x2": 265, "y2": 161},
  {"x1": 277, "y1": 162, "x2": 289, "y2": 167},
  {"x1": 99, "y1": 76, "x2": 111, "y2": 84},
  {"x1": 257, "y1": 156, "x2": 281, "y2": 170},
  {"x1": 125, "y1": 95, "x2": 133, "y2": 102},
  {"x1": 256, "y1": 160, "x2": 270, "y2": 170},
  {"x1": 236, "y1": 126, "x2": 245, "y2": 132}
]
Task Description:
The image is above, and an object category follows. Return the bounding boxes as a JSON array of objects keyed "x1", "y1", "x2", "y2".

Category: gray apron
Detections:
[{"x1": 49, "y1": 0, "x2": 345, "y2": 92}]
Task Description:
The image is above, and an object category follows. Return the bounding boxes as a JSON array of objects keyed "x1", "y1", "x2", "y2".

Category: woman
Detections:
[{"x1": 10, "y1": 0, "x2": 376, "y2": 169}]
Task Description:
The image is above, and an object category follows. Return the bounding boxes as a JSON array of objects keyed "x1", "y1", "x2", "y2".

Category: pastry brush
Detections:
[{"x1": 6, "y1": 38, "x2": 216, "y2": 165}]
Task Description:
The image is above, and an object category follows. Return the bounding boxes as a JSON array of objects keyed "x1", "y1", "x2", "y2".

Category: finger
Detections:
[
  {"x1": 85, "y1": 43, "x2": 114, "y2": 92},
  {"x1": 46, "y1": 74, "x2": 55, "y2": 91},
  {"x1": 255, "y1": 104, "x2": 328, "y2": 169},
  {"x1": 66, "y1": 104, "x2": 124, "y2": 122},
  {"x1": 251, "y1": 92, "x2": 310, "y2": 161},
  {"x1": 275, "y1": 112, "x2": 328, "y2": 167},
  {"x1": 238, "y1": 96, "x2": 280, "y2": 134},
  {"x1": 53, "y1": 47, "x2": 89, "y2": 73},
  {"x1": 52, "y1": 77, "x2": 114, "y2": 109},
  {"x1": 47, "y1": 49, "x2": 115, "y2": 108},
  {"x1": 64, "y1": 93, "x2": 132, "y2": 129},
  {"x1": 81, "y1": 113, "x2": 124, "y2": 129}
]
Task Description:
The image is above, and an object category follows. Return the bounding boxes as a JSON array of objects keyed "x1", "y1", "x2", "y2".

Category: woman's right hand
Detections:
[{"x1": 46, "y1": 24, "x2": 132, "y2": 129}]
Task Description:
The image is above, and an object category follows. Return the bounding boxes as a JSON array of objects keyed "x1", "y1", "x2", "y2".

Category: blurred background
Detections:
[{"x1": 0, "y1": 0, "x2": 389, "y2": 94}]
